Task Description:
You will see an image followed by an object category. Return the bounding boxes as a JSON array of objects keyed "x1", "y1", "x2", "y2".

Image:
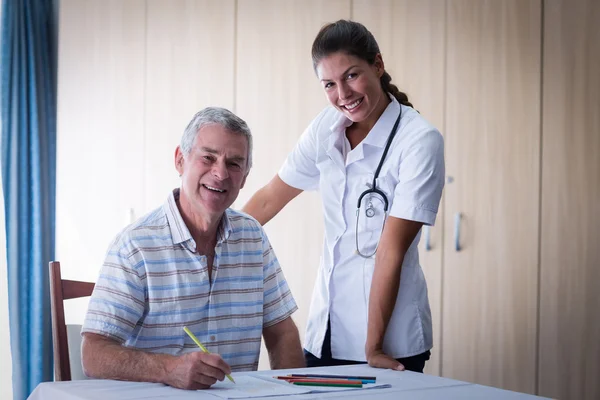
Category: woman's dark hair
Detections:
[{"x1": 311, "y1": 20, "x2": 414, "y2": 109}]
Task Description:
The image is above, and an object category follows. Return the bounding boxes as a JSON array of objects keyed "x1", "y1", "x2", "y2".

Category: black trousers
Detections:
[{"x1": 304, "y1": 320, "x2": 430, "y2": 373}]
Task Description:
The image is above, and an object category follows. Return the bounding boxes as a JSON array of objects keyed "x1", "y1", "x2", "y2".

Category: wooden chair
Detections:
[{"x1": 49, "y1": 261, "x2": 95, "y2": 381}]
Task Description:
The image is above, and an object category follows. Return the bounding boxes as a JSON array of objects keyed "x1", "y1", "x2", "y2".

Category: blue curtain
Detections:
[{"x1": 1, "y1": 0, "x2": 57, "y2": 398}]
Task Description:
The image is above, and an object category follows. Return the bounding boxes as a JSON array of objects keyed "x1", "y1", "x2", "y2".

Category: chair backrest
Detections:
[{"x1": 49, "y1": 261, "x2": 95, "y2": 381}]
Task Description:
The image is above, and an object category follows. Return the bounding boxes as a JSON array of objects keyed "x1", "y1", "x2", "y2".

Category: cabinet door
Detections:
[
  {"x1": 56, "y1": 0, "x2": 146, "y2": 321},
  {"x1": 235, "y1": 0, "x2": 351, "y2": 369},
  {"x1": 353, "y1": 0, "x2": 446, "y2": 376},
  {"x1": 144, "y1": 0, "x2": 236, "y2": 210},
  {"x1": 539, "y1": 1, "x2": 600, "y2": 399},
  {"x1": 442, "y1": 0, "x2": 541, "y2": 393}
]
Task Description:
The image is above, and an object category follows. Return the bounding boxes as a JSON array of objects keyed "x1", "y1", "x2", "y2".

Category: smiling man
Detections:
[{"x1": 80, "y1": 107, "x2": 304, "y2": 390}]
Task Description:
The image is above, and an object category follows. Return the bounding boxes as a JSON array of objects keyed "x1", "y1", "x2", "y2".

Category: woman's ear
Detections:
[{"x1": 374, "y1": 54, "x2": 385, "y2": 78}]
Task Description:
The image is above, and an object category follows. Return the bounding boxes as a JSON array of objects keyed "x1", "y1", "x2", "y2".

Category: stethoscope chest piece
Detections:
[{"x1": 365, "y1": 201, "x2": 376, "y2": 218}]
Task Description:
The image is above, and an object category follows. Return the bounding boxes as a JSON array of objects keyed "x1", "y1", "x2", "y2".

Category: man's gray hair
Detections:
[{"x1": 180, "y1": 107, "x2": 253, "y2": 171}]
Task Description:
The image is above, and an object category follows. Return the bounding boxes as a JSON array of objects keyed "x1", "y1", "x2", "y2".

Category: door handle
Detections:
[
  {"x1": 424, "y1": 226, "x2": 432, "y2": 251},
  {"x1": 454, "y1": 212, "x2": 461, "y2": 251}
]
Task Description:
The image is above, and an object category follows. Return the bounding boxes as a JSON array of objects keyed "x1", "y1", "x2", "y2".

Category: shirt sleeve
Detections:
[
  {"x1": 278, "y1": 115, "x2": 321, "y2": 191},
  {"x1": 81, "y1": 236, "x2": 146, "y2": 343},
  {"x1": 261, "y1": 229, "x2": 298, "y2": 327},
  {"x1": 389, "y1": 128, "x2": 445, "y2": 226}
]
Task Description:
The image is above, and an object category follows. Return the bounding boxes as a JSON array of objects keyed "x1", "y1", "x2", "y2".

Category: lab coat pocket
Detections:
[{"x1": 358, "y1": 175, "x2": 395, "y2": 233}]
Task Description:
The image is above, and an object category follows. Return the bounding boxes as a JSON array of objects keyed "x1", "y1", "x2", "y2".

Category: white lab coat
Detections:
[{"x1": 278, "y1": 95, "x2": 445, "y2": 361}]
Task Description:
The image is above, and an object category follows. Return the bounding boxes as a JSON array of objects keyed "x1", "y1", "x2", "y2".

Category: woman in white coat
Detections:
[{"x1": 243, "y1": 20, "x2": 444, "y2": 372}]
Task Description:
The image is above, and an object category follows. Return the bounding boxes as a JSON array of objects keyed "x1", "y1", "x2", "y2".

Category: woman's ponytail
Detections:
[{"x1": 380, "y1": 72, "x2": 414, "y2": 109}]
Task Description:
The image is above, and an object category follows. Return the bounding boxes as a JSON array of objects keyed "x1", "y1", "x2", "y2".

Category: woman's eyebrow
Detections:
[{"x1": 320, "y1": 65, "x2": 360, "y2": 82}]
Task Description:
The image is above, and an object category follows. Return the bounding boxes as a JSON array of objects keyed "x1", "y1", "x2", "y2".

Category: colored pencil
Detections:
[
  {"x1": 292, "y1": 382, "x2": 363, "y2": 388},
  {"x1": 289, "y1": 373, "x2": 376, "y2": 380},
  {"x1": 288, "y1": 374, "x2": 376, "y2": 383},
  {"x1": 275, "y1": 377, "x2": 363, "y2": 385}
]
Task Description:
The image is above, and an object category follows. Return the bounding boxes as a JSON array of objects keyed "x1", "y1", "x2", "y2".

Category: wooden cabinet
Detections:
[
  {"x1": 442, "y1": 0, "x2": 541, "y2": 394},
  {"x1": 539, "y1": 1, "x2": 600, "y2": 399}
]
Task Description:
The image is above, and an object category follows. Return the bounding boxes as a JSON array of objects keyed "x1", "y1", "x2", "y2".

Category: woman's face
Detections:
[{"x1": 316, "y1": 51, "x2": 388, "y2": 127}]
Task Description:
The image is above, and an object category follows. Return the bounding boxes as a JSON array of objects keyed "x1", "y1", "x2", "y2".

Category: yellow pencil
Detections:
[{"x1": 183, "y1": 326, "x2": 235, "y2": 383}]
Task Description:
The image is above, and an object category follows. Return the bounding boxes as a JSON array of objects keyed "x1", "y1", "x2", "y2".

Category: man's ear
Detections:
[
  {"x1": 240, "y1": 172, "x2": 248, "y2": 189},
  {"x1": 175, "y1": 146, "x2": 185, "y2": 176}
]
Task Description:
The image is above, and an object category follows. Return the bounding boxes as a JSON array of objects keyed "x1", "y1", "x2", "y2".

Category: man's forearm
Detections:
[
  {"x1": 82, "y1": 333, "x2": 174, "y2": 384},
  {"x1": 266, "y1": 327, "x2": 305, "y2": 369}
]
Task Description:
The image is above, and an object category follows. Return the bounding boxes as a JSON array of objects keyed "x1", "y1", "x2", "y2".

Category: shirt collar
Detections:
[
  {"x1": 163, "y1": 188, "x2": 232, "y2": 246},
  {"x1": 362, "y1": 94, "x2": 402, "y2": 148},
  {"x1": 329, "y1": 110, "x2": 354, "y2": 136}
]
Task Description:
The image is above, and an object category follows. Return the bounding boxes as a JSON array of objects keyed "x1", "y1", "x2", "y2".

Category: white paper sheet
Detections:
[
  {"x1": 205, "y1": 375, "x2": 391, "y2": 399},
  {"x1": 206, "y1": 376, "x2": 310, "y2": 399}
]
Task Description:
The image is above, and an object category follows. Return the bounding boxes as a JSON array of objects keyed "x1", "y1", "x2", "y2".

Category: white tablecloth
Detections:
[{"x1": 28, "y1": 364, "x2": 549, "y2": 400}]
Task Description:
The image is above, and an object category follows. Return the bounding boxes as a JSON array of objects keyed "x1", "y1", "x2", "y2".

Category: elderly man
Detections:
[{"x1": 81, "y1": 107, "x2": 304, "y2": 389}]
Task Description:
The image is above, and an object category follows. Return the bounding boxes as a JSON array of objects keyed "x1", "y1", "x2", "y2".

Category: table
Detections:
[{"x1": 28, "y1": 364, "x2": 549, "y2": 399}]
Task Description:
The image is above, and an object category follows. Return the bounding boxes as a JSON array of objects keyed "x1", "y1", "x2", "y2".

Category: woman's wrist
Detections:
[{"x1": 365, "y1": 334, "x2": 384, "y2": 358}]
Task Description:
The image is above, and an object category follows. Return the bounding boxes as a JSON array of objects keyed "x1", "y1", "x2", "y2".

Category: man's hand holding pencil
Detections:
[
  {"x1": 164, "y1": 351, "x2": 232, "y2": 390},
  {"x1": 159, "y1": 326, "x2": 234, "y2": 390}
]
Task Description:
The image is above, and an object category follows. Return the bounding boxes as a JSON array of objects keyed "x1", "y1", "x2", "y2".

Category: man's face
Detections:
[{"x1": 175, "y1": 124, "x2": 248, "y2": 220}]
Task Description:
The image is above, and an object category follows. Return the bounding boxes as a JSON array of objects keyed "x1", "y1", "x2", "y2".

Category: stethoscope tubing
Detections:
[{"x1": 355, "y1": 107, "x2": 402, "y2": 258}]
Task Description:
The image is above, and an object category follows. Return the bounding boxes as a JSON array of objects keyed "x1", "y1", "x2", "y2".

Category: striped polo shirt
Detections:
[{"x1": 82, "y1": 189, "x2": 297, "y2": 371}]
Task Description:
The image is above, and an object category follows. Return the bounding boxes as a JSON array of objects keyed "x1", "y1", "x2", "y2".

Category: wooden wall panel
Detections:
[
  {"x1": 56, "y1": 0, "x2": 146, "y2": 322},
  {"x1": 442, "y1": 0, "x2": 541, "y2": 393},
  {"x1": 539, "y1": 1, "x2": 600, "y2": 399},
  {"x1": 56, "y1": 0, "x2": 146, "y2": 282},
  {"x1": 144, "y1": 0, "x2": 236, "y2": 210}
]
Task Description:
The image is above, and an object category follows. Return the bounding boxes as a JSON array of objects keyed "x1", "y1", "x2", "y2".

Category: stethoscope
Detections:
[{"x1": 355, "y1": 108, "x2": 402, "y2": 258}]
